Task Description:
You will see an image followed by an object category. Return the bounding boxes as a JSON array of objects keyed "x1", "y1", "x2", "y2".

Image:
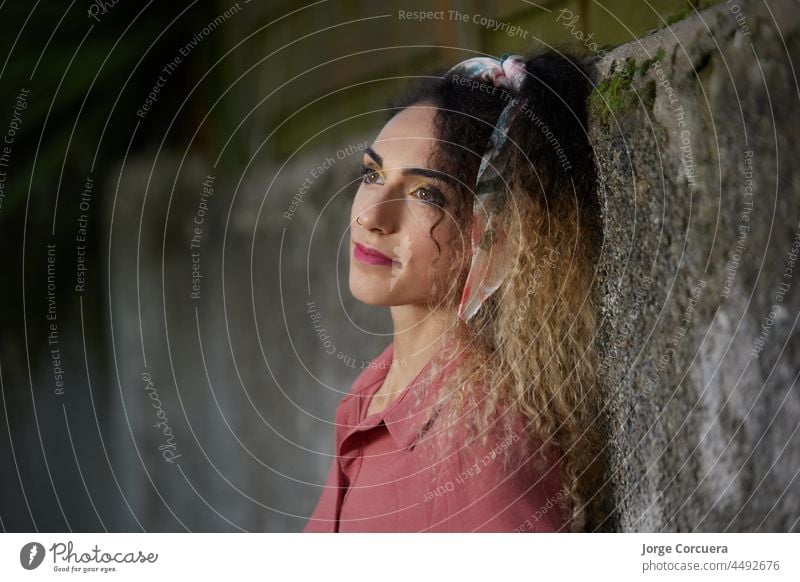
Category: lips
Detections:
[{"x1": 353, "y1": 242, "x2": 396, "y2": 266}]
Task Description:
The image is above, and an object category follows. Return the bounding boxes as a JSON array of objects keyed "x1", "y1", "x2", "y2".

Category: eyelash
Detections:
[
  {"x1": 360, "y1": 164, "x2": 380, "y2": 185},
  {"x1": 360, "y1": 164, "x2": 446, "y2": 207}
]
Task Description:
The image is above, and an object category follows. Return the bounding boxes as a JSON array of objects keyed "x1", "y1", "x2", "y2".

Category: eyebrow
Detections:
[
  {"x1": 365, "y1": 147, "x2": 383, "y2": 167},
  {"x1": 364, "y1": 146, "x2": 459, "y2": 190}
]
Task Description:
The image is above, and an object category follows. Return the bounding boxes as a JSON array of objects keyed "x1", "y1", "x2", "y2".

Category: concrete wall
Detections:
[{"x1": 104, "y1": 139, "x2": 382, "y2": 531}]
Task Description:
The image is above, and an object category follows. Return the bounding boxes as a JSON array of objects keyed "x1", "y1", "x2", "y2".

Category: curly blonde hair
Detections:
[{"x1": 388, "y1": 50, "x2": 611, "y2": 532}]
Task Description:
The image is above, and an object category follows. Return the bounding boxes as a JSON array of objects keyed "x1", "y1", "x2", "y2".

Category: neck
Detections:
[{"x1": 387, "y1": 304, "x2": 452, "y2": 388}]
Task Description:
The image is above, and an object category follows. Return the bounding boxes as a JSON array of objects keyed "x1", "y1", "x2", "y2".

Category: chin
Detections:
[
  {"x1": 349, "y1": 274, "x2": 394, "y2": 305},
  {"x1": 350, "y1": 289, "x2": 391, "y2": 306}
]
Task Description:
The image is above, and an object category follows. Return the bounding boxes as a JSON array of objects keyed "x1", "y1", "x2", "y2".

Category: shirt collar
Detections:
[{"x1": 347, "y1": 341, "x2": 460, "y2": 450}]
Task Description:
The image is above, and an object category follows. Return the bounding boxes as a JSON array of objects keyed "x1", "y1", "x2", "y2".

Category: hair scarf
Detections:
[{"x1": 446, "y1": 54, "x2": 529, "y2": 322}]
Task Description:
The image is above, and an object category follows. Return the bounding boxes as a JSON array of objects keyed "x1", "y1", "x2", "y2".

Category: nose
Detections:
[{"x1": 354, "y1": 186, "x2": 402, "y2": 233}]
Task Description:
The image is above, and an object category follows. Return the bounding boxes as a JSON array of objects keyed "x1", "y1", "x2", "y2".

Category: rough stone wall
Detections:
[{"x1": 589, "y1": 0, "x2": 800, "y2": 532}]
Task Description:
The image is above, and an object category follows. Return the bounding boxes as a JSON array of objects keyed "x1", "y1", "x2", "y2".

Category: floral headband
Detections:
[{"x1": 447, "y1": 54, "x2": 528, "y2": 322}]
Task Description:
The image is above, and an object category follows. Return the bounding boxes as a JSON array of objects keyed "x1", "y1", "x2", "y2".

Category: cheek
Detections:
[
  {"x1": 350, "y1": 186, "x2": 366, "y2": 220},
  {"x1": 405, "y1": 219, "x2": 463, "y2": 274},
  {"x1": 407, "y1": 227, "x2": 439, "y2": 265}
]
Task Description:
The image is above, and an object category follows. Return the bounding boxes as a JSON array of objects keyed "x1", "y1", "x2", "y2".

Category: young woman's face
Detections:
[{"x1": 349, "y1": 103, "x2": 468, "y2": 310}]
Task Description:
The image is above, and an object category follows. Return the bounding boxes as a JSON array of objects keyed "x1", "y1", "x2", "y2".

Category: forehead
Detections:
[{"x1": 371, "y1": 104, "x2": 438, "y2": 166}]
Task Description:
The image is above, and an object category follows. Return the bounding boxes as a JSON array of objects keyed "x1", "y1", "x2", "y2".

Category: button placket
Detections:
[{"x1": 336, "y1": 415, "x2": 382, "y2": 515}]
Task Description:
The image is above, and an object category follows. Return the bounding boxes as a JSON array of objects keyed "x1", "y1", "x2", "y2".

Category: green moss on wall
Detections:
[
  {"x1": 589, "y1": 57, "x2": 638, "y2": 126},
  {"x1": 589, "y1": 47, "x2": 665, "y2": 125},
  {"x1": 639, "y1": 47, "x2": 667, "y2": 76}
]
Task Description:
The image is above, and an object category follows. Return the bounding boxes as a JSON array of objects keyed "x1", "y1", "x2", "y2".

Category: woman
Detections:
[{"x1": 304, "y1": 49, "x2": 608, "y2": 532}]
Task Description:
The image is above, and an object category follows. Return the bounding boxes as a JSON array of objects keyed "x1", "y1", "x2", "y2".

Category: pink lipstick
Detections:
[{"x1": 353, "y1": 242, "x2": 395, "y2": 266}]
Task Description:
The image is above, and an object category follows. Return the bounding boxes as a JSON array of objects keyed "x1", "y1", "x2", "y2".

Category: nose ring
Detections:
[{"x1": 356, "y1": 216, "x2": 363, "y2": 226}]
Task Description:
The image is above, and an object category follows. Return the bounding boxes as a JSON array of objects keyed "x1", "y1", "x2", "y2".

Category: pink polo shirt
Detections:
[{"x1": 303, "y1": 341, "x2": 569, "y2": 532}]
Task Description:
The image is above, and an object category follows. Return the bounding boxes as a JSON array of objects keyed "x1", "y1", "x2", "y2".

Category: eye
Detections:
[
  {"x1": 413, "y1": 186, "x2": 446, "y2": 207},
  {"x1": 360, "y1": 164, "x2": 382, "y2": 185}
]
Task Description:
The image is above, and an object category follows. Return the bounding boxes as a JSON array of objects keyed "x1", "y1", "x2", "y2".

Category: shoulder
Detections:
[{"x1": 422, "y1": 407, "x2": 569, "y2": 532}]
